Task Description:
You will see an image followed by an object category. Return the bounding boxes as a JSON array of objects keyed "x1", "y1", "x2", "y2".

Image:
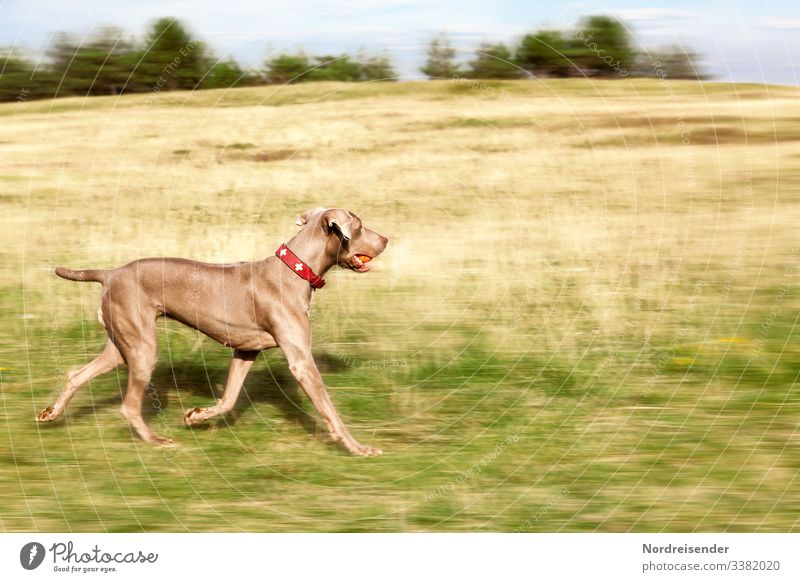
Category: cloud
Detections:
[
  {"x1": 612, "y1": 9, "x2": 693, "y2": 22},
  {"x1": 636, "y1": 27, "x2": 685, "y2": 38},
  {"x1": 756, "y1": 18, "x2": 800, "y2": 31}
]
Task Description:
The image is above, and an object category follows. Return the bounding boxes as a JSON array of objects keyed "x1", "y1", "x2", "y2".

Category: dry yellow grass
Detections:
[{"x1": 1, "y1": 79, "x2": 798, "y2": 531}]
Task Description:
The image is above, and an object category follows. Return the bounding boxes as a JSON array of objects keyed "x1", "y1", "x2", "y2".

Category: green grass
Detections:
[{"x1": 1, "y1": 79, "x2": 799, "y2": 531}]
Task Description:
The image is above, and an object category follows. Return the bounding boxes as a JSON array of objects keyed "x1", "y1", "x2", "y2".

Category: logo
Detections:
[{"x1": 20, "y1": 542, "x2": 46, "y2": 570}]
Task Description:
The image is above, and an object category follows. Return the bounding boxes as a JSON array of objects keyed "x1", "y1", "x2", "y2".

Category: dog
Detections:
[{"x1": 37, "y1": 208, "x2": 388, "y2": 457}]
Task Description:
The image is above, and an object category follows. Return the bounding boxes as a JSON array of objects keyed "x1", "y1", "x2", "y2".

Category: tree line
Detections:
[
  {"x1": 0, "y1": 17, "x2": 398, "y2": 102},
  {"x1": 424, "y1": 16, "x2": 703, "y2": 80},
  {"x1": 0, "y1": 15, "x2": 703, "y2": 103}
]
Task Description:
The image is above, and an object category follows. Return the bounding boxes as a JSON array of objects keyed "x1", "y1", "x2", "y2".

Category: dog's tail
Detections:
[{"x1": 55, "y1": 266, "x2": 108, "y2": 284}]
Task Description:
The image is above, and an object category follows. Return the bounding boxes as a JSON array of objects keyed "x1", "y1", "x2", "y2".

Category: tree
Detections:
[
  {"x1": 466, "y1": 43, "x2": 520, "y2": 79},
  {"x1": 420, "y1": 34, "x2": 460, "y2": 79},
  {"x1": 201, "y1": 58, "x2": 250, "y2": 89},
  {"x1": 574, "y1": 15, "x2": 634, "y2": 77},
  {"x1": 265, "y1": 53, "x2": 311, "y2": 84},
  {"x1": 0, "y1": 54, "x2": 58, "y2": 101},
  {"x1": 47, "y1": 28, "x2": 139, "y2": 96},
  {"x1": 359, "y1": 52, "x2": 397, "y2": 81},
  {"x1": 137, "y1": 17, "x2": 207, "y2": 90},
  {"x1": 265, "y1": 51, "x2": 396, "y2": 83},
  {"x1": 637, "y1": 46, "x2": 705, "y2": 80},
  {"x1": 517, "y1": 30, "x2": 575, "y2": 77},
  {"x1": 307, "y1": 54, "x2": 362, "y2": 82},
  {"x1": 3, "y1": 17, "x2": 259, "y2": 102},
  {"x1": 0, "y1": 55, "x2": 34, "y2": 101}
]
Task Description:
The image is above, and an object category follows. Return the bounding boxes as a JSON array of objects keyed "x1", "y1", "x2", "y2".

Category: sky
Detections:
[{"x1": 1, "y1": 0, "x2": 798, "y2": 85}]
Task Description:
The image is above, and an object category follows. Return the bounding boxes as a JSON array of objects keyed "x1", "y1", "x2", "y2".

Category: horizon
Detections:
[{"x1": 2, "y1": 0, "x2": 799, "y2": 86}]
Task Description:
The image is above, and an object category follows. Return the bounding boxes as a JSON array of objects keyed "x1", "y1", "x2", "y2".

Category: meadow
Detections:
[{"x1": 1, "y1": 78, "x2": 798, "y2": 531}]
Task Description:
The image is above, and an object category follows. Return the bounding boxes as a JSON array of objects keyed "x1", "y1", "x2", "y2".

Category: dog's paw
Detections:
[
  {"x1": 151, "y1": 435, "x2": 176, "y2": 447},
  {"x1": 36, "y1": 406, "x2": 58, "y2": 423},
  {"x1": 183, "y1": 407, "x2": 206, "y2": 427},
  {"x1": 351, "y1": 444, "x2": 383, "y2": 457}
]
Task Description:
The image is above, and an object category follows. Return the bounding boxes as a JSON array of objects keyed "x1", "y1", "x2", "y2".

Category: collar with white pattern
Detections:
[{"x1": 275, "y1": 243, "x2": 326, "y2": 289}]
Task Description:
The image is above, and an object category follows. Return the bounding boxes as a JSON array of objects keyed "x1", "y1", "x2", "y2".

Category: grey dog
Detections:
[{"x1": 38, "y1": 208, "x2": 388, "y2": 456}]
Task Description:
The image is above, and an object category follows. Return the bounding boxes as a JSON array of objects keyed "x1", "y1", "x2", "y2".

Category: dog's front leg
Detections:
[
  {"x1": 274, "y1": 324, "x2": 382, "y2": 457},
  {"x1": 184, "y1": 349, "x2": 259, "y2": 426}
]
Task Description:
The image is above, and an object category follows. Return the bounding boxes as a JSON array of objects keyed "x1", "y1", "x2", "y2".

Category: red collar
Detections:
[{"x1": 275, "y1": 243, "x2": 326, "y2": 289}]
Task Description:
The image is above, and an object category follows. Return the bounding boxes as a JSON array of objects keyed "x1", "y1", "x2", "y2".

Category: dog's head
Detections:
[{"x1": 296, "y1": 207, "x2": 388, "y2": 272}]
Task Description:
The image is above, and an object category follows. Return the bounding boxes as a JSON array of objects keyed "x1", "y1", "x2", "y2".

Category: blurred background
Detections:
[{"x1": 0, "y1": 1, "x2": 798, "y2": 532}]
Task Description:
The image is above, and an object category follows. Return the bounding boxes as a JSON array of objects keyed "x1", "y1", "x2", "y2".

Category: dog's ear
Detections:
[
  {"x1": 322, "y1": 208, "x2": 353, "y2": 243},
  {"x1": 296, "y1": 207, "x2": 325, "y2": 227}
]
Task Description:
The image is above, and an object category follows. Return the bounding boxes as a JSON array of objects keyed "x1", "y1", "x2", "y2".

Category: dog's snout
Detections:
[{"x1": 376, "y1": 235, "x2": 389, "y2": 254}]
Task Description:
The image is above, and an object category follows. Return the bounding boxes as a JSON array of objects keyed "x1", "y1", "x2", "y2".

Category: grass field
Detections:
[{"x1": 1, "y1": 78, "x2": 799, "y2": 532}]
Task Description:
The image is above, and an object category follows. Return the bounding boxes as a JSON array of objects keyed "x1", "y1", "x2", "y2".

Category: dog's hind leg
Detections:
[
  {"x1": 107, "y1": 308, "x2": 171, "y2": 445},
  {"x1": 37, "y1": 339, "x2": 124, "y2": 422}
]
